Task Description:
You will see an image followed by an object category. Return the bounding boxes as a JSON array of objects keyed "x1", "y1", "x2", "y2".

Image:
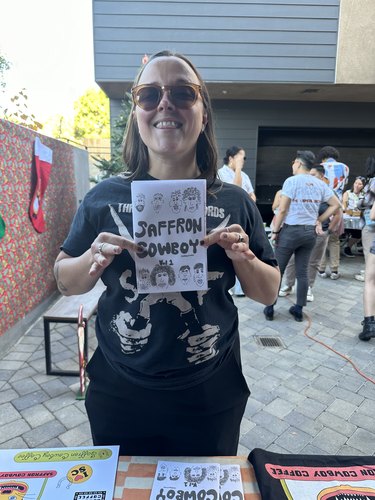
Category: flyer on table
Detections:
[
  {"x1": 132, "y1": 179, "x2": 207, "y2": 293},
  {"x1": 0, "y1": 445, "x2": 119, "y2": 500}
]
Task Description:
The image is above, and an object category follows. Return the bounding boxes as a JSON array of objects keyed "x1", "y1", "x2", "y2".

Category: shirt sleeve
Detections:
[{"x1": 61, "y1": 198, "x2": 97, "y2": 257}]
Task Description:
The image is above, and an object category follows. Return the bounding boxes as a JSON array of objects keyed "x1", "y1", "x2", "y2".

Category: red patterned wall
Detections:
[{"x1": 0, "y1": 120, "x2": 78, "y2": 336}]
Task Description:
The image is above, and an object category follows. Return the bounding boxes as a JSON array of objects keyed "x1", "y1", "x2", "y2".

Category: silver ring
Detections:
[
  {"x1": 98, "y1": 242, "x2": 105, "y2": 254},
  {"x1": 225, "y1": 227, "x2": 230, "y2": 233},
  {"x1": 237, "y1": 233, "x2": 244, "y2": 243}
]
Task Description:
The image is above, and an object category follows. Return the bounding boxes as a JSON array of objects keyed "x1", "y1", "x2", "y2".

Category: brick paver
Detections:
[{"x1": 1, "y1": 256, "x2": 374, "y2": 456}]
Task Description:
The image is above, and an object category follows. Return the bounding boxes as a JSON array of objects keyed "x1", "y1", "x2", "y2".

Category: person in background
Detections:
[
  {"x1": 316, "y1": 146, "x2": 349, "y2": 280},
  {"x1": 218, "y1": 146, "x2": 256, "y2": 202},
  {"x1": 278, "y1": 164, "x2": 343, "y2": 302},
  {"x1": 341, "y1": 176, "x2": 365, "y2": 258},
  {"x1": 356, "y1": 157, "x2": 375, "y2": 282},
  {"x1": 359, "y1": 201, "x2": 375, "y2": 341},
  {"x1": 264, "y1": 151, "x2": 340, "y2": 322},
  {"x1": 218, "y1": 145, "x2": 256, "y2": 296},
  {"x1": 53, "y1": 50, "x2": 280, "y2": 457}
]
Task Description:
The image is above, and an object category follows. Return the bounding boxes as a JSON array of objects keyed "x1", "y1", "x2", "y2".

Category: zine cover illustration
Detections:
[
  {"x1": 150, "y1": 461, "x2": 245, "y2": 499},
  {"x1": 132, "y1": 179, "x2": 207, "y2": 293}
]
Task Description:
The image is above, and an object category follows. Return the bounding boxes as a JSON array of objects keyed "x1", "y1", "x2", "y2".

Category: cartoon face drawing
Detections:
[
  {"x1": 191, "y1": 466, "x2": 204, "y2": 481},
  {"x1": 0, "y1": 481, "x2": 28, "y2": 499},
  {"x1": 179, "y1": 265, "x2": 191, "y2": 284},
  {"x1": 169, "y1": 190, "x2": 182, "y2": 213},
  {"x1": 150, "y1": 264, "x2": 176, "y2": 288},
  {"x1": 193, "y1": 263, "x2": 205, "y2": 287},
  {"x1": 157, "y1": 463, "x2": 168, "y2": 480},
  {"x1": 207, "y1": 465, "x2": 219, "y2": 481},
  {"x1": 220, "y1": 468, "x2": 229, "y2": 486},
  {"x1": 169, "y1": 466, "x2": 181, "y2": 480},
  {"x1": 183, "y1": 187, "x2": 201, "y2": 212},
  {"x1": 138, "y1": 268, "x2": 151, "y2": 290},
  {"x1": 135, "y1": 193, "x2": 146, "y2": 212},
  {"x1": 229, "y1": 466, "x2": 240, "y2": 481},
  {"x1": 152, "y1": 193, "x2": 164, "y2": 213}
]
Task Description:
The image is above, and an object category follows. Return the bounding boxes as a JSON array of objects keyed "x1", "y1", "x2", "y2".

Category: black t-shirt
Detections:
[
  {"x1": 249, "y1": 448, "x2": 375, "y2": 500},
  {"x1": 62, "y1": 175, "x2": 277, "y2": 389}
]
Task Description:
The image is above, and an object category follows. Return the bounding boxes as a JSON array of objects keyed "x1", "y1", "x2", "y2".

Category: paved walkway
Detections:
[{"x1": 1, "y1": 255, "x2": 374, "y2": 456}]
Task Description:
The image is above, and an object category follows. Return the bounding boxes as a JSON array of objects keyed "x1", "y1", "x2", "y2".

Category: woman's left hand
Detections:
[{"x1": 201, "y1": 224, "x2": 255, "y2": 261}]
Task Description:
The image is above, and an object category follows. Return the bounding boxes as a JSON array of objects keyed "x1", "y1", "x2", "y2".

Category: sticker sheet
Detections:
[{"x1": 0, "y1": 446, "x2": 119, "y2": 500}]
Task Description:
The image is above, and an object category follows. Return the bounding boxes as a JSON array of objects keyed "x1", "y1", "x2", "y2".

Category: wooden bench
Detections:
[{"x1": 43, "y1": 281, "x2": 106, "y2": 376}]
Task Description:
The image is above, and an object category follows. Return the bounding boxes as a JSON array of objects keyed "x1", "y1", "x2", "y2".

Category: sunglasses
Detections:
[{"x1": 131, "y1": 83, "x2": 202, "y2": 111}]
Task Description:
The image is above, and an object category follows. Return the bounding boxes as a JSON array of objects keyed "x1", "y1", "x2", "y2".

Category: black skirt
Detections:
[{"x1": 84, "y1": 342, "x2": 250, "y2": 456}]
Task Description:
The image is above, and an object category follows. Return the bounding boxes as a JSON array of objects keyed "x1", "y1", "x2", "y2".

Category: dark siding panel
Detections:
[{"x1": 93, "y1": 0, "x2": 339, "y2": 85}]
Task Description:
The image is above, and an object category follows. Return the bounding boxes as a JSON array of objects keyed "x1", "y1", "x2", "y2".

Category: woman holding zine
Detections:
[{"x1": 53, "y1": 51, "x2": 280, "y2": 456}]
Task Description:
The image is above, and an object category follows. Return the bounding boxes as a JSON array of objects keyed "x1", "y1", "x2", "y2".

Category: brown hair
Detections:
[{"x1": 122, "y1": 50, "x2": 219, "y2": 188}]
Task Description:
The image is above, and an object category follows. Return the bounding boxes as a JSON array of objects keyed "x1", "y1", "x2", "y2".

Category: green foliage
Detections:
[
  {"x1": 92, "y1": 94, "x2": 132, "y2": 182},
  {"x1": 48, "y1": 114, "x2": 75, "y2": 141},
  {"x1": 73, "y1": 88, "x2": 110, "y2": 139},
  {"x1": 3, "y1": 88, "x2": 43, "y2": 131},
  {"x1": 0, "y1": 55, "x2": 10, "y2": 88},
  {"x1": 1, "y1": 54, "x2": 43, "y2": 131}
]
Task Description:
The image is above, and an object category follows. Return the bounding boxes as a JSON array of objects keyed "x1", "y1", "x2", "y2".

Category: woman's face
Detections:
[
  {"x1": 134, "y1": 56, "x2": 207, "y2": 166},
  {"x1": 353, "y1": 178, "x2": 364, "y2": 193},
  {"x1": 230, "y1": 149, "x2": 246, "y2": 169}
]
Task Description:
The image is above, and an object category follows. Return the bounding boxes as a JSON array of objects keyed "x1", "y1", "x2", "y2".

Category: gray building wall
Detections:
[{"x1": 93, "y1": 0, "x2": 339, "y2": 86}]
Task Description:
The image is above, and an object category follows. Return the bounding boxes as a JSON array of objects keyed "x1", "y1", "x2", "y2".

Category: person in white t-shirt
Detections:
[
  {"x1": 218, "y1": 146, "x2": 256, "y2": 202},
  {"x1": 264, "y1": 151, "x2": 340, "y2": 322},
  {"x1": 218, "y1": 146, "x2": 256, "y2": 296}
]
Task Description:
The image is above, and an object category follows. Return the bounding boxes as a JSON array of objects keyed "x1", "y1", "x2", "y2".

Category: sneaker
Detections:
[
  {"x1": 263, "y1": 305, "x2": 274, "y2": 321},
  {"x1": 318, "y1": 271, "x2": 327, "y2": 278},
  {"x1": 289, "y1": 305, "x2": 303, "y2": 322},
  {"x1": 279, "y1": 285, "x2": 293, "y2": 297},
  {"x1": 330, "y1": 272, "x2": 340, "y2": 280},
  {"x1": 307, "y1": 287, "x2": 314, "y2": 302},
  {"x1": 343, "y1": 247, "x2": 355, "y2": 258},
  {"x1": 354, "y1": 273, "x2": 365, "y2": 282}
]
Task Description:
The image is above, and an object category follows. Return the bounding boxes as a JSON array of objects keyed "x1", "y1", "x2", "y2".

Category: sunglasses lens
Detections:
[
  {"x1": 135, "y1": 86, "x2": 161, "y2": 110},
  {"x1": 170, "y1": 86, "x2": 197, "y2": 108},
  {"x1": 133, "y1": 85, "x2": 199, "y2": 110}
]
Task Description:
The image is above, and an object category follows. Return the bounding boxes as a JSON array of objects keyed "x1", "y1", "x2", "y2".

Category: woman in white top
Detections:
[
  {"x1": 218, "y1": 146, "x2": 256, "y2": 296},
  {"x1": 218, "y1": 146, "x2": 256, "y2": 202},
  {"x1": 342, "y1": 176, "x2": 365, "y2": 257},
  {"x1": 342, "y1": 177, "x2": 365, "y2": 212}
]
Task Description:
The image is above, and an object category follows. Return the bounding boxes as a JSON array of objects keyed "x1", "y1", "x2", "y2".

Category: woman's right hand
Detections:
[{"x1": 89, "y1": 232, "x2": 140, "y2": 276}]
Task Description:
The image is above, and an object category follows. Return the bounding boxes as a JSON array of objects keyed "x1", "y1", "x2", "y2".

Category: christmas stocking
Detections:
[{"x1": 29, "y1": 137, "x2": 53, "y2": 233}]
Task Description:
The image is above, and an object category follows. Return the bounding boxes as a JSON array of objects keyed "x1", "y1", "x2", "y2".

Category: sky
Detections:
[{"x1": 0, "y1": 0, "x2": 97, "y2": 123}]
